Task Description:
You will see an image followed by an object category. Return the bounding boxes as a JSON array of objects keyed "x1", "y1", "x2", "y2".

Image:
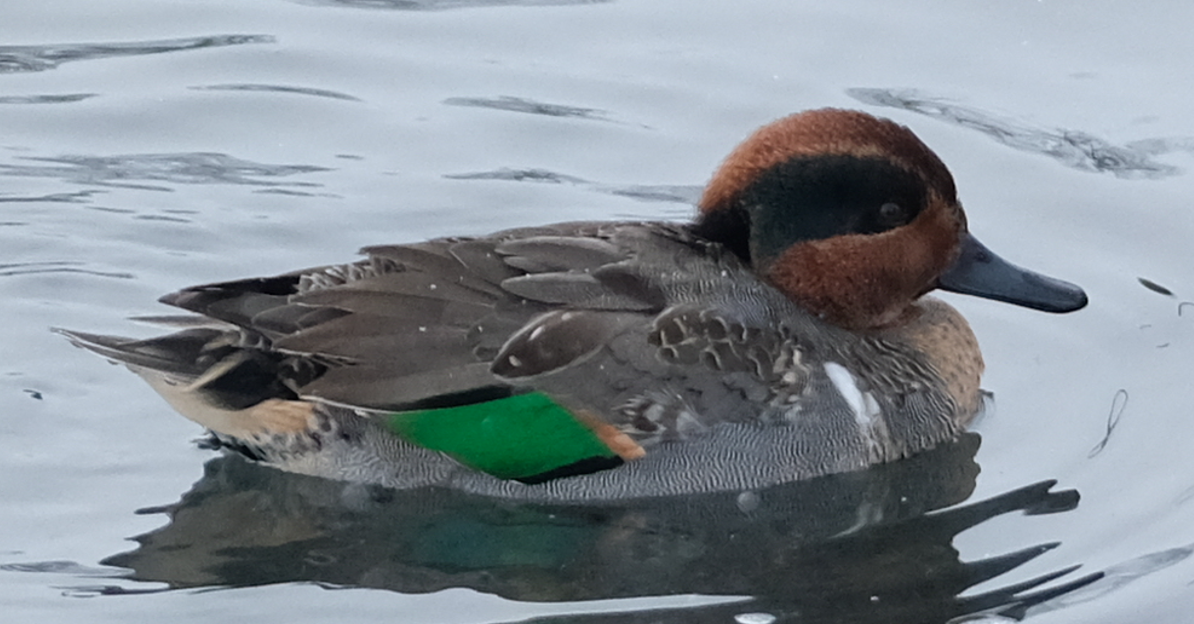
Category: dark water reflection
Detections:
[
  {"x1": 0, "y1": 152, "x2": 329, "y2": 191},
  {"x1": 95, "y1": 434, "x2": 1102, "y2": 623},
  {"x1": 444, "y1": 168, "x2": 703, "y2": 206},
  {"x1": 847, "y1": 88, "x2": 1192, "y2": 179},
  {"x1": 190, "y1": 84, "x2": 362, "y2": 102},
  {"x1": 443, "y1": 96, "x2": 614, "y2": 121},
  {"x1": 0, "y1": 35, "x2": 273, "y2": 74},
  {"x1": 0, "y1": 93, "x2": 98, "y2": 105}
]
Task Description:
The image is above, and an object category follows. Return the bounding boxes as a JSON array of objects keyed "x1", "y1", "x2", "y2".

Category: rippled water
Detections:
[{"x1": 3, "y1": 1, "x2": 1193, "y2": 622}]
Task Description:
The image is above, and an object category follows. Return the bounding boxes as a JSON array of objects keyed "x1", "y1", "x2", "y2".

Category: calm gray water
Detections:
[{"x1": 3, "y1": 1, "x2": 1193, "y2": 622}]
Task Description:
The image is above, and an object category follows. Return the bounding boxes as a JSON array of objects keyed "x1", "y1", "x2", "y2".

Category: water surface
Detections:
[{"x1": 2, "y1": 1, "x2": 1193, "y2": 622}]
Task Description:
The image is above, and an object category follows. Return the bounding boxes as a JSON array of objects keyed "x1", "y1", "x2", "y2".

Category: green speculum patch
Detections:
[{"x1": 386, "y1": 392, "x2": 618, "y2": 482}]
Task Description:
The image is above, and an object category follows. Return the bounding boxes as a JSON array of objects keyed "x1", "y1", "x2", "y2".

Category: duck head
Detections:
[{"x1": 692, "y1": 108, "x2": 1087, "y2": 329}]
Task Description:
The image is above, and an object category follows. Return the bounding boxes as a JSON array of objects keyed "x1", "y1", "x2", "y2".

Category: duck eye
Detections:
[{"x1": 877, "y1": 202, "x2": 907, "y2": 226}]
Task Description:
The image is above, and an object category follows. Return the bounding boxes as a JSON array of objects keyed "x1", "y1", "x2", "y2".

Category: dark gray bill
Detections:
[{"x1": 938, "y1": 233, "x2": 1087, "y2": 313}]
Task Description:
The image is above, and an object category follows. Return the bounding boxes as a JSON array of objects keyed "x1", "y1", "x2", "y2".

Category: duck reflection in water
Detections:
[{"x1": 100, "y1": 433, "x2": 1100, "y2": 624}]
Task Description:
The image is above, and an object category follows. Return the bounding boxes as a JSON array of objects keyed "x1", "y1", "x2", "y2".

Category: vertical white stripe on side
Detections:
[
  {"x1": 823, "y1": 362, "x2": 881, "y2": 426},
  {"x1": 824, "y1": 362, "x2": 864, "y2": 424}
]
